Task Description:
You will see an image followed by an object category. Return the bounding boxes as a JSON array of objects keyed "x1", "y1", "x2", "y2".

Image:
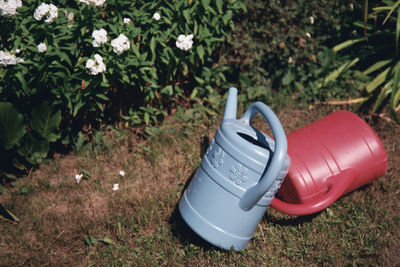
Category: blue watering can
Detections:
[{"x1": 178, "y1": 87, "x2": 290, "y2": 251}]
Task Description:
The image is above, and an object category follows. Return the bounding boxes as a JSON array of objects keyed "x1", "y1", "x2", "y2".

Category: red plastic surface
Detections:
[{"x1": 270, "y1": 110, "x2": 388, "y2": 216}]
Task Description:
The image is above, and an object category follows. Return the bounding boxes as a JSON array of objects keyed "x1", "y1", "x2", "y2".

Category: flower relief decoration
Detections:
[
  {"x1": 205, "y1": 139, "x2": 215, "y2": 157},
  {"x1": 211, "y1": 147, "x2": 224, "y2": 168},
  {"x1": 229, "y1": 163, "x2": 248, "y2": 185}
]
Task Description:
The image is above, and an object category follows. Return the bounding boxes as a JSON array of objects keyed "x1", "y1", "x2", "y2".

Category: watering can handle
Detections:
[
  {"x1": 238, "y1": 102, "x2": 287, "y2": 210},
  {"x1": 270, "y1": 169, "x2": 357, "y2": 216}
]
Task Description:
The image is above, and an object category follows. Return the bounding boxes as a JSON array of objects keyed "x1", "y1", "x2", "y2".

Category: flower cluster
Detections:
[
  {"x1": 0, "y1": 0, "x2": 22, "y2": 17},
  {"x1": 92, "y1": 28, "x2": 108, "y2": 47},
  {"x1": 37, "y1": 42, "x2": 47, "y2": 53},
  {"x1": 79, "y1": 0, "x2": 106, "y2": 7},
  {"x1": 111, "y1": 34, "x2": 130, "y2": 54},
  {"x1": 0, "y1": 51, "x2": 24, "y2": 67},
  {"x1": 33, "y1": 3, "x2": 58, "y2": 24},
  {"x1": 85, "y1": 54, "x2": 106, "y2": 75},
  {"x1": 176, "y1": 34, "x2": 194, "y2": 51}
]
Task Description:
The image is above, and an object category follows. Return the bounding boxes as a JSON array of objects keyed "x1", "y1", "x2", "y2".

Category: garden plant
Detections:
[
  {"x1": 0, "y1": 0, "x2": 399, "y2": 266},
  {"x1": 0, "y1": 0, "x2": 245, "y2": 173}
]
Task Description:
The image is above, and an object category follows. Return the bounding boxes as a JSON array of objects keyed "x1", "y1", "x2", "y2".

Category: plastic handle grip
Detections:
[
  {"x1": 238, "y1": 102, "x2": 287, "y2": 210},
  {"x1": 270, "y1": 169, "x2": 357, "y2": 216}
]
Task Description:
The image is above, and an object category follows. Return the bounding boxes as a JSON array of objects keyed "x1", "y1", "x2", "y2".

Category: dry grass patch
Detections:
[{"x1": 0, "y1": 105, "x2": 399, "y2": 266}]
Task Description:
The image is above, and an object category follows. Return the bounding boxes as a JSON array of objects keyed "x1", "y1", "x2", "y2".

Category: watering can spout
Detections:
[{"x1": 223, "y1": 87, "x2": 238, "y2": 120}]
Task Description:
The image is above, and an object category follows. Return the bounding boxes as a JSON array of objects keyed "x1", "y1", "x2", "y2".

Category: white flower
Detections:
[
  {"x1": 112, "y1": 183, "x2": 119, "y2": 191},
  {"x1": 309, "y1": 16, "x2": 314, "y2": 24},
  {"x1": 176, "y1": 34, "x2": 194, "y2": 51},
  {"x1": 0, "y1": 51, "x2": 24, "y2": 67},
  {"x1": 288, "y1": 56, "x2": 293, "y2": 64},
  {"x1": 92, "y1": 28, "x2": 108, "y2": 47},
  {"x1": 85, "y1": 54, "x2": 106, "y2": 75},
  {"x1": 37, "y1": 42, "x2": 47, "y2": 53},
  {"x1": 349, "y1": 3, "x2": 354, "y2": 11},
  {"x1": 119, "y1": 170, "x2": 126, "y2": 177},
  {"x1": 15, "y1": 49, "x2": 20, "y2": 54},
  {"x1": 80, "y1": 0, "x2": 106, "y2": 7},
  {"x1": 0, "y1": 0, "x2": 22, "y2": 17},
  {"x1": 123, "y1": 17, "x2": 131, "y2": 24},
  {"x1": 33, "y1": 3, "x2": 58, "y2": 24},
  {"x1": 305, "y1": 32, "x2": 311, "y2": 38},
  {"x1": 67, "y1": 11, "x2": 74, "y2": 22},
  {"x1": 153, "y1": 12, "x2": 161, "y2": 21},
  {"x1": 111, "y1": 34, "x2": 130, "y2": 54},
  {"x1": 75, "y1": 173, "x2": 83, "y2": 183}
]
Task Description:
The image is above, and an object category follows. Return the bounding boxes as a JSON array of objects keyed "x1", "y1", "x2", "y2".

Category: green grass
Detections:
[{"x1": 0, "y1": 104, "x2": 399, "y2": 266}]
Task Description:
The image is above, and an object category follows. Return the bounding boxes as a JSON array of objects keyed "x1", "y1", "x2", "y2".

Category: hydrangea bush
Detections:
[{"x1": 0, "y1": 0, "x2": 245, "y2": 172}]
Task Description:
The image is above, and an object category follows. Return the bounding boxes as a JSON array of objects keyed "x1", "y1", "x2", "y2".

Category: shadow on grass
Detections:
[
  {"x1": 168, "y1": 165, "x2": 227, "y2": 253},
  {"x1": 266, "y1": 212, "x2": 322, "y2": 227}
]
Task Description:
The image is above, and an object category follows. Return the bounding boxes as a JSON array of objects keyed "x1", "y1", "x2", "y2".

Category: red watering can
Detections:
[{"x1": 270, "y1": 110, "x2": 388, "y2": 216}]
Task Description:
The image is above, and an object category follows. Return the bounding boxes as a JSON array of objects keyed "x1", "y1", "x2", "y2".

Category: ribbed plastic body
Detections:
[
  {"x1": 179, "y1": 88, "x2": 289, "y2": 250},
  {"x1": 179, "y1": 125, "x2": 290, "y2": 250},
  {"x1": 271, "y1": 110, "x2": 388, "y2": 216}
]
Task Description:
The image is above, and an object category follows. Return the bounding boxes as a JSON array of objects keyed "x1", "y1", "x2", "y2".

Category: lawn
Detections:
[{"x1": 1, "y1": 103, "x2": 399, "y2": 266}]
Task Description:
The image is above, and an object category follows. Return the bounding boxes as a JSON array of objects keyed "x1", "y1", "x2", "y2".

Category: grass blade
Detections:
[
  {"x1": 364, "y1": 0, "x2": 368, "y2": 36},
  {"x1": 382, "y1": 0, "x2": 400, "y2": 25},
  {"x1": 0, "y1": 204, "x2": 20, "y2": 223},
  {"x1": 366, "y1": 67, "x2": 390, "y2": 93},
  {"x1": 372, "y1": 81, "x2": 392, "y2": 113},
  {"x1": 363, "y1": 59, "x2": 392, "y2": 75},
  {"x1": 318, "y1": 58, "x2": 359, "y2": 88},
  {"x1": 390, "y1": 67, "x2": 400, "y2": 123},
  {"x1": 332, "y1": 38, "x2": 366, "y2": 53},
  {"x1": 397, "y1": 7, "x2": 400, "y2": 55}
]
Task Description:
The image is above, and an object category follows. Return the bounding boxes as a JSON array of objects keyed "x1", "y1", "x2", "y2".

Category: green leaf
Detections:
[
  {"x1": 95, "y1": 94, "x2": 109, "y2": 101},
  {"x1": 17, "y1": 134, "x2": 50, "y2": 164},
  {"x1": 333, "y1": 38, "x2": 366, "y2": 53},
  {"x1": 372, "y1": 82, "x2": 392, "y2": 113},
  {"x1": 31, "y1": 102, "x2": 62, "y2": 143},
  {"x1": 390, "y1": 67, "x2": 400, "y2": 123},
  {"x1": 397, "y1": 8, "x2": 400, "y2": 55},
  {"x1": 196, "y1": 45, "x2": 205, "y2": 62},
  {"x1": 282, "y1": 71, "x2": 295, "y2": 86},
  {"x1": 102, "y1": 236, "x2": 115, "y2": 245},
  {"x1": 216, "y1": 0, "x2": 223, "y2": 14},
  {"x1": 0, "y1": 102, "x2": 26, "y2": 150},
  {"x1": 85, "y1": 235, "x2": 98, "y2": 247},
  {"x1": 150, "y1": 36, "x2": 156, "y2": 62},
  {"x1": 15, "y1": 72, "x2": 28, "y2": 94},
  {"x1": 382, "y1": 0, "x2": 400, "y2": 24},
  {"x1": 201, "y1": 0, "x2": 210, "y2": 9},
  {"x1": 319, "y1": 58, "x2": 359, "y2": 87},
  {"x1": 144, "y1": 112, "x2": 150, "y2": 125},
  {"x1": 363, "y1": 59, "x2": 393, "y2": 75},
  {"x1": 366, "y1": 67, "x2": 390, "y2": 93}
]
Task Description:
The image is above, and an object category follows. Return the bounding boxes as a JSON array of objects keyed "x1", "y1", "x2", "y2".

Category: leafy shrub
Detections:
[
  {"x1": 226, "y1": 0, "x2": 357, "y2": 102},
  {"x1": 0, "y1": 0, "x2": 246, "y2": 173},
  {"x1": 330, "y1": 0, "x2": 400, "y2": 123}
]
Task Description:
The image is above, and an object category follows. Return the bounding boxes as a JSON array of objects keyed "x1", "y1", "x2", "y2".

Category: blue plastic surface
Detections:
[{"x1": 178, "y1": 87, "x2": 290, "y2": 251}]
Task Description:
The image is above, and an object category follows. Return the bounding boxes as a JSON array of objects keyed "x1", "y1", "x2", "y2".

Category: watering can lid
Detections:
[{"x1": 218, "y1": 117, "x2": 274, "y2": 171}]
